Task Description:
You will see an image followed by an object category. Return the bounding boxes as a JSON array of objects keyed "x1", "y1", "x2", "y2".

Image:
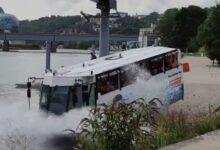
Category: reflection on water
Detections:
[{"x1": 0, "y1": 50, "x2": 90, "y2": 149}]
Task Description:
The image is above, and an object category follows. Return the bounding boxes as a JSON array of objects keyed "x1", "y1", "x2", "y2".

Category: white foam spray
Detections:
[
  {"x1": 122, "y1": 64, "x2": 169, "y2": 103},
  {"x1": 0, "y1": 65, "x2": 169, "y2": 150},
  {"x1": 0, "y1": 91, "x2": 90, "y2": 150}
]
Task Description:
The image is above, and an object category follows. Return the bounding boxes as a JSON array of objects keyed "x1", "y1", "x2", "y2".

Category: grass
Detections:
[
  {"x1": 69, "y1": 100, "x2": 220, "y2": 150},
  {"x1": 155, "y1": 107, "x2": 220, "y2": 148}
]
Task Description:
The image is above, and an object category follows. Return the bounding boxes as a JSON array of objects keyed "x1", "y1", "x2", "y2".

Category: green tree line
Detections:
[
  {"x1": 17, "y1": 12, "x2": 159, "y2": 49},
  {"x1": 18, "y1": 13, "x2": 159, "y2": 35},
  {"x1": 157, "y1": 4, "x2": 220, "y2": 63}
]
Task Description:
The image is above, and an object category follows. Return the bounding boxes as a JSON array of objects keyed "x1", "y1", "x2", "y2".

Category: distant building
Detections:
[
  {"x1": 133, "y1": 14, "x2": 147, "y2": 19},
  {"x1": 138, "y1": 23, "x2": 160, "y2": 47},
  {"x1": 90, "y1": 17, "x2": 100, "y2": 25},
  {"x1": 111, "y1": 12, "x2": 128, "y2": 18},
  {"x1": 89, "y1": 12, "x2": 127, "y2": 32}
]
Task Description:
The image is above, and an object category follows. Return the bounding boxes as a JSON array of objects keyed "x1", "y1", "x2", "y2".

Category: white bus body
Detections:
[{"x1": 40, "y1": 47, "x2": 185, "y2": 114}]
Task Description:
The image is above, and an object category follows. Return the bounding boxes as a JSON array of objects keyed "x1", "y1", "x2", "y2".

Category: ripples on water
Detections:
[{"x1": 0, "y1": 50, "x2": 90, "y2": 149}]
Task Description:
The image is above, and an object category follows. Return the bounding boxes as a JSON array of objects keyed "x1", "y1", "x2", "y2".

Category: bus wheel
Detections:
[
  {"x1": 113, "y1": 94, "x2": 123, "y2": 104},
  {"x1": 148, "y1": 98, "x2": 163, "y2": 109}
]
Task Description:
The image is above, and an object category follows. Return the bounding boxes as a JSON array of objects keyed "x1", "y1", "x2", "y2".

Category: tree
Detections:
[
  {"x1": 19, "y1": 15, "x2": 83, "y2": 34},
  {"x1": 173, "y1": 6, "x2": 207, "y2": 51},
  {"x1": 197, "y1": 4, "x2": 220, "y2": 63},
  {"x1": 157, "y1": 8, "x2": 178, "y2": 47},
  {"x1": 112, "y1": 13, "x2": 160, "y2": 35},
  {"x1": 158, "y1": 6, "x2": 207, "y2": 52}
]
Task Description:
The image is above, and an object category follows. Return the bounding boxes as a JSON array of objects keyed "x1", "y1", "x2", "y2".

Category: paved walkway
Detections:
[
  {"x1": 160, "y1": 130, "x2": 220, "y2": 150},
  {"x1": 170, "y1": 56, "x2": 220, "y2": 112}
]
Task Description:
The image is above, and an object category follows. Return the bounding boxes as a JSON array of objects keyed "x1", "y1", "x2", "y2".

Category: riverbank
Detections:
[{"x1": 160, "y1": 56, "x2": 220, "y2": 150}]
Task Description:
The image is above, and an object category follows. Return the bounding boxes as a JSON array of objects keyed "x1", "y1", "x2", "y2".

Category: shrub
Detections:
[
  {"x1": 69, "y1": 101, "x2": 220, "y2": 150},
  {"x1": 73, "y1": 99, "x2": 159, "y2": 150}
]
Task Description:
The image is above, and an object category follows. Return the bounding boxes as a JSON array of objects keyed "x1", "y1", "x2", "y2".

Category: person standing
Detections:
[{"x1": 91, "y1": 44, "x2": 97, "y2": 60}]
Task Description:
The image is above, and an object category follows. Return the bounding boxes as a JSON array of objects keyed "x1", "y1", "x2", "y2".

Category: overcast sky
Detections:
[{"x1": 0, "y1": 0, "x2": 217, "y2": 20}]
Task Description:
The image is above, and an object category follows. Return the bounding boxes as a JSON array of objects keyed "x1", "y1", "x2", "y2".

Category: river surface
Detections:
[{"x1": 0, "y1": 50, "x2": 91, "y2": 150}]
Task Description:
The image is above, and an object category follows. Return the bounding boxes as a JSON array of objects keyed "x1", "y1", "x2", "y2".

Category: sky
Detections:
[{"x1": 0, "y1": 0, "x2": 217, "y2": 20}]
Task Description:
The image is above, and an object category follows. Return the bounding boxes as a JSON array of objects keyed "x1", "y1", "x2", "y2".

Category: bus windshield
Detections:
[
  {"x1": 40, "y1": 86, "x2": 69, "y2": 114},
  {"x1": 49, "y1": 86, "x2": 69, "y2": 113}
]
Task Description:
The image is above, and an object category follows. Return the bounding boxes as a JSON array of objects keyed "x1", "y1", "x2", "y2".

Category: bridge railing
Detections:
[{"x1": 0, "y1": 33, "x2": 138, "y2": 42}]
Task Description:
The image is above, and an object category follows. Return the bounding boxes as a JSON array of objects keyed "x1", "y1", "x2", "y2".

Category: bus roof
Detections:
[{"x1": 55, "y1": 46, "x2": 177, "y2": 77}]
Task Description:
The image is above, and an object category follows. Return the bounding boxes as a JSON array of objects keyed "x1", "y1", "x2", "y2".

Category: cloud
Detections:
[
  {"x1": 44, "y1": 0, "x2": 86, "y2": 14},
  {"x1": 117, "y1": 0, "x2": 216, "y2": 14},
  {"x1": 0, "y1": 0, "x2": 216, "y2": 20}
]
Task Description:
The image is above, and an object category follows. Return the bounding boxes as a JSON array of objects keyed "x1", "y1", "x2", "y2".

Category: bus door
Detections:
[
  {"x1": 68, "y1": 83, "x2": 95, "y2": 110},
  {"x1": 88, "y1": 83, "x2": 96, "y2": 106},
  {"x1": 68, "y1": 87, "x2": 78, "y2": 110},
  {"x1": 82, "y1": 85, "x2": 90, "y2": 106},
  {"x1": 82, "y1": 84, "x2": 96, "y2": 107},
  {"x1": 72, "y1": 85, "x2": 83, "y2": 108}
]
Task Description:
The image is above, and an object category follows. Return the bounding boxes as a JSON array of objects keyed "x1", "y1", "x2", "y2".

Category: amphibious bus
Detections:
[{"x1": 37, "y1": 46, "x2": 189, "y2": 114}]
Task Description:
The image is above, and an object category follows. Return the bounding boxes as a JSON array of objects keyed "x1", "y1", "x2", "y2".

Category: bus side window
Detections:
[
  {"x1": 165, "y1": 55, "x2": 172, "y2": 70},
  {"x1": 150, "y1": 56, "x2": 164, "y2": 75},
  {"x1": 97, "y1": 70, "x2": 120, "y2": 95},
  {"x1": 100, "y1": 81, "x2": 114, "y2": 95},
  {"x1": 82, "y1": 85, "x2": 89, "y2": 106},
  {"x1": 171, "y1": 53, "x2": 178, "y2": 68},
  {"x1": 165, "y1": 52, "x2": 178, "y2": 71}
]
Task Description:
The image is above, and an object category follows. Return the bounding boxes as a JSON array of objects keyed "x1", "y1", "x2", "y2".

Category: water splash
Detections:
[
  {"x1": 122, "y1": 64, "x2": 169, "y2": 103},
  {"x1": 0, "y1": 92, "x2": 90, "y2": 150}
]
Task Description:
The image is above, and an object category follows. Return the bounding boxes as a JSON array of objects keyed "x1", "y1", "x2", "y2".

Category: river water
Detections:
[{"x1": 0, "y1": 50, "x2": 91, "y2": 150}]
